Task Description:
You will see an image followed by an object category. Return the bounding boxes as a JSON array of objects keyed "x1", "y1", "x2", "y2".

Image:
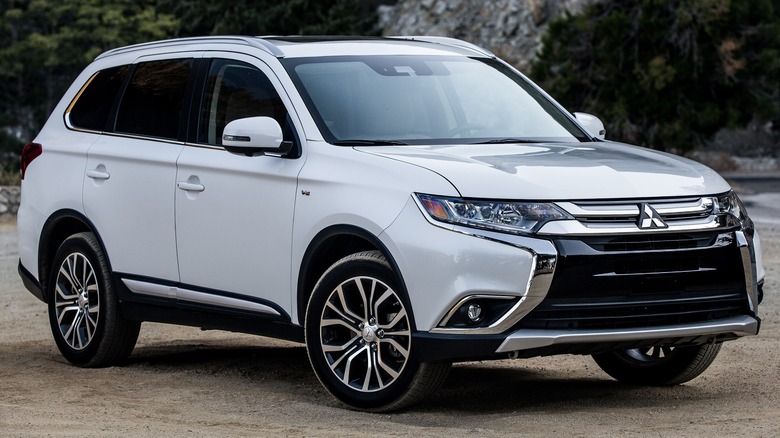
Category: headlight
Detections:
[
  {"x1": 415, "y1": 193, "x2": 572, "y2": 235},
  {"x1": 717, "y1": 191, "x2": 754, "y2": 236}
]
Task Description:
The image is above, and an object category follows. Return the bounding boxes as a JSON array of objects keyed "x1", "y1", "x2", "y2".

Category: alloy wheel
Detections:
[
  {"x1": 53, "y1": 252, "x2": 100, "y2": 350},
  {"x1": 624, "y1": 346, "x2": 676, "y2": 364},
  {"x1": 318, "y1": 275, "x2": 411, "y2": 392}
]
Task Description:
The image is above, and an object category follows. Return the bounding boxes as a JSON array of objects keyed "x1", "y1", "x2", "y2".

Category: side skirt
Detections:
[{"x1": 114, "y1": 273, "x2": 304, "y2": 343}]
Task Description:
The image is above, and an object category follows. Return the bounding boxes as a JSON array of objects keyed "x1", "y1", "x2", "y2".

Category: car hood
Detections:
[{"x1": 356, "y1": 141, "x2": 730, "y2": 200}]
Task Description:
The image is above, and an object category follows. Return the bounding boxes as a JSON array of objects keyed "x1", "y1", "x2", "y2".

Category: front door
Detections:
[{"x1": 174, "y1": 56, "x2": 305, "y2": 316}]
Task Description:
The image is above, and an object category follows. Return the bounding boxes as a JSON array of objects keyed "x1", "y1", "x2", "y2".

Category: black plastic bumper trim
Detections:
[
  {"x1": 412, "y1": 332, "x2": 506, "y2": 363},
  {"x1": 18, "y1": 260, "x2": 45, "y2": 303}
]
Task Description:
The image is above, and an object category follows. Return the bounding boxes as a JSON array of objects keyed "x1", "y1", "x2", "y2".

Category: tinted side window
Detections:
[
  {"x1": 198, "y1": 59, "x2": 288, "y2": 146},
  {"x1": 68, "y1": 65, "x2": 130, "y2": 131},
  {"x1": 115, "y1": 59, "x2": 192, "y2": 140}
]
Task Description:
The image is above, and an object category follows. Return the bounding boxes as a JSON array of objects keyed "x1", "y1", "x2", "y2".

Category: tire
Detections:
[
  {"x1": 592, "y1": 342, "x2": 722, "y2": 386},
  {"x1": 305, "y1": 251, "x2": 450, "y2": 411},
  {"x1": 47, "y1": 232, "x2": 140, "y2": 367}
]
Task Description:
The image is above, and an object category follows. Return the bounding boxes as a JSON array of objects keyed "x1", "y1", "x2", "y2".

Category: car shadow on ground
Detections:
[
  {"x1": 123, "y1": 341, "x2": 712, "y2": 415},
  {"x1": 129, "y1": 342, "x2": 317, "y2": 383},
  {"x1": 420, "y1": 364, "x2": 708, "y2": 415}
]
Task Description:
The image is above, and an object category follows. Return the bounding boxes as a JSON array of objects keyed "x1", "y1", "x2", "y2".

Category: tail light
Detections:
[{"x1": 21, "y1": 142, "x2": 42, "y2": 180}]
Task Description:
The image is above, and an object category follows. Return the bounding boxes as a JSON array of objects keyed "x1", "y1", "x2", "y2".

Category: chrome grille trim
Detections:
[
  {"x1": 556, "y1": 197, "x2": 714, "y2": 223},
  {"x1": 543, "y1": 196, "x2": 734, "y2": 236},
  {"x1": 539, "y1": 219, "x2": 726, "y2": 235},
  {"x1": 555, "y1": 202, "x2": 639, "y2": 218}
]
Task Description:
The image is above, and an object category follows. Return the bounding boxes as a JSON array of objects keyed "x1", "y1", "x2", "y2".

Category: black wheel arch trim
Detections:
[
  {"x1": 296, "y1": 224, "x2": 413, "y2": 327},
  {"x1": 37, "y1": 209, "x2": 110, "y2": 301}
]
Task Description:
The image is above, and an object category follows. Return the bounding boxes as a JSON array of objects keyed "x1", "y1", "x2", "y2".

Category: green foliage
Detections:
[
  {"x1": 531, "y1": 0, "x2": 780, "y2": 152},
  {"x1": 156, "y1": 0, "x2": 382, "y2": 37},
  {"x1": 0, "y1": 0, "x2": 179, "y2": 163},
  {"x1": 0, "y1": 130, "x2": 20, "y2": 178},
  {"x1": 0, "y1": 0, "x2": 383, "y2": 179}
]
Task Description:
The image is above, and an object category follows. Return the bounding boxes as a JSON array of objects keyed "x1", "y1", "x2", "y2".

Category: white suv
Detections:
[{"x1": 18, "y1": 36, "x2": 764, "y2": 411}]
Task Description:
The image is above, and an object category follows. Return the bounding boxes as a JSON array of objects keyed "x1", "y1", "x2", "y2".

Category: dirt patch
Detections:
[{"x1": 1, "y1": 222, "x2": 778, "y2": 437}]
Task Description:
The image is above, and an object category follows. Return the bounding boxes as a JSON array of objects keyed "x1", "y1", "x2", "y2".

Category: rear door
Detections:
[
  {"x1": 173, "y1": 53, "x2": 305, "y2": 316},
  {"x1": 83, "y1": 55, "x2": 198, "y2": 282}
]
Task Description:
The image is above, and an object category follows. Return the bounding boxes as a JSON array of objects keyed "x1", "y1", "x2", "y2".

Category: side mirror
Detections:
[
  {"x1": 573, "y1": 112, "x2": 606, "y2": 140},
  {"x1": 222, "y1": 116, "x2": 290, "y2": 156}
]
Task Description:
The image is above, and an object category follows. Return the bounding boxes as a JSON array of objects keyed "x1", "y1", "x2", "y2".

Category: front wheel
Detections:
[
  {"x1": 305, "y1": 251, "x2": 450, "y2": 411},
  {"x1": 592, "y1": 342, "x2": 722, "y2": 386},
  {"x1": 47, "y1": 232, "x2": 140, "y2": 367}
]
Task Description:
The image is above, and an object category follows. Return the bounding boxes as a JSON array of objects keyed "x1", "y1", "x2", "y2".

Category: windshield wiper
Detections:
[
  {"x1": 473, "y1": 138, "x2": 539, "y2": 144},
  {"x1": 333, "y1": 139, "x2": 409, "y2": 146}
]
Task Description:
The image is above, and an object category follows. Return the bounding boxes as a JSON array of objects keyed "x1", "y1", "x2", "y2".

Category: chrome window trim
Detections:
[
  {"x1": 183, "y1": 142, "x2": 226, "y2": 151},
  {"x1": 63, "y1": 71, "x2": 101, "y2": 131},
  {"x1": 64, "y1": 129, "x2": 187, "y2": 146}
]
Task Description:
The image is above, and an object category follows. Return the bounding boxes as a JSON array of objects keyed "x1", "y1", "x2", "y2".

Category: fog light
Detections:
[
  {"x1": 467, "y1": 303, "x2": 483, "y2": 322},
  {"x1": 438, "y1": 295, "x2": 517, "y2": 329}
]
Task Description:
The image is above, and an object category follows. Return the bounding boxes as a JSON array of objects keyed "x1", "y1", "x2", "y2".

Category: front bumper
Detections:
[
  {"x1": 497, "y1": 315, "x2": 759, "y2": 353},
  {"x1": 390, "y1": 194, "x2": 762, "y2": 363},
  {"x1": 414, "y1": 315, "x2": 760, "y2": 362}
]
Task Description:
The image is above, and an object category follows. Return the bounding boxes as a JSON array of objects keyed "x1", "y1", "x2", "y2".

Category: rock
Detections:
[
  {"x1": 380, "y1": 0, "x2": 602, "y2": 71},
  {"x1": 0, "y1": 186, "x2": 20, "y2": 216}
]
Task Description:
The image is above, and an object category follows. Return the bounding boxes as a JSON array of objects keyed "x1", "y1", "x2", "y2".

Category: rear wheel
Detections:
[
  {"x1": 592, "y1": 342, "x2": 721, "y2": 386},
  {"x1": 305, "y1": 251, "x2": 450, "y2": 411},
  {"x1": 47, "y1": 232, "x2": 140, "y2": 367}
]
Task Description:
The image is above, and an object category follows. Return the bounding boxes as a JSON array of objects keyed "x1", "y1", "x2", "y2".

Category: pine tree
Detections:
[{"x1": 531, "y1": 0, "x2": 780, "y2": 153}]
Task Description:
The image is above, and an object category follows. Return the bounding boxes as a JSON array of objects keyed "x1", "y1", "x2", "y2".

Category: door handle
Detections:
[
  {"x1": 86, "y1": 167, "x2": 110, "y2": 180},
  {"x1": 177, "y1": 181, "x2": 205, "y2": 192}
]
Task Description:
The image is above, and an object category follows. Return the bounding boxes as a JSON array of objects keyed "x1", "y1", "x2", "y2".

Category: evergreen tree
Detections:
[
  {"x1": 156, "y1": 0, "x2": 383, "y2": 37},
  {"x1": 531, "y1": 0, "x2": 780, "y2": 153},
  {"x1": 0, "y1": 0, "x2": 178, "y2": 155},
  {"x1": 0, "y1": 0, "x2": 383, "y2": 172}
]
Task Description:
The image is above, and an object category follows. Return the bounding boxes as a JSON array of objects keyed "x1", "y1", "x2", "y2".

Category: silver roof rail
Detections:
[
  {"x1": 95, "y1": 36, "x2": 284, "y2": 61},
  {"x1": 388, "y1": 36, "x2": 495, "y2": 58}
]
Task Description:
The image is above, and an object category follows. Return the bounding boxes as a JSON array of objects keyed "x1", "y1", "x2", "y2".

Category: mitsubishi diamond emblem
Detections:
[{"x1": 638, "y1": 203, "x2": 668, "y2": 229}]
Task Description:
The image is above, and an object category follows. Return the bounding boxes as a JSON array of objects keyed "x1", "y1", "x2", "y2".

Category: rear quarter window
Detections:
[{"x1": 66, "y1": 65, "x2": 130, "y2": 132}]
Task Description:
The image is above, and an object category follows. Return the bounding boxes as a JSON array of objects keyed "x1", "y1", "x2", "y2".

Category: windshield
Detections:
[{"x1": 283, "y1": 55, "x2": 589, "y2": 145}]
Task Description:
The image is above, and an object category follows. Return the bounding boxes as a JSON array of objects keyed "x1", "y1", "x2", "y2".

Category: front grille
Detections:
[
  {"x1": 556, "y1": 196, "x2": 715, "y2": 227},
  {"x1": 581, "y1": 232, "x2": 719, "y2": 252},
  {"x1": 517, "y1": 291, "x2": 746, "y2": 330},
  {"x1": 516, "y1": 231, "x2": 749, "y2": 331}
]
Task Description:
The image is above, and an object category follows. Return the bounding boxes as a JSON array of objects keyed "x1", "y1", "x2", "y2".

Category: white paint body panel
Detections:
[
  {"x1": 83, "y1": 135, "x2": 182, "y2": 281},
  {"x1": 358, "y1": 142, "x2": 732, "y2": 200},
  {"x1": 380, "y1": 197, "x2": 536, "y2": 331},
  {"x1": 175, "y1": 147, "x2": 302, "y2": 310},
  {"x1": 16, "y1": 63, "x2": 104, "y2": 280},
  {"x1": 289, "y1": 141, "x2": 459, "y2": 323}
]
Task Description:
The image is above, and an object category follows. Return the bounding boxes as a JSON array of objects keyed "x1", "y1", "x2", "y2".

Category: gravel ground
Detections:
[{"x1": 0, "y1": 184, "x2": 778, "y2": 437}]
